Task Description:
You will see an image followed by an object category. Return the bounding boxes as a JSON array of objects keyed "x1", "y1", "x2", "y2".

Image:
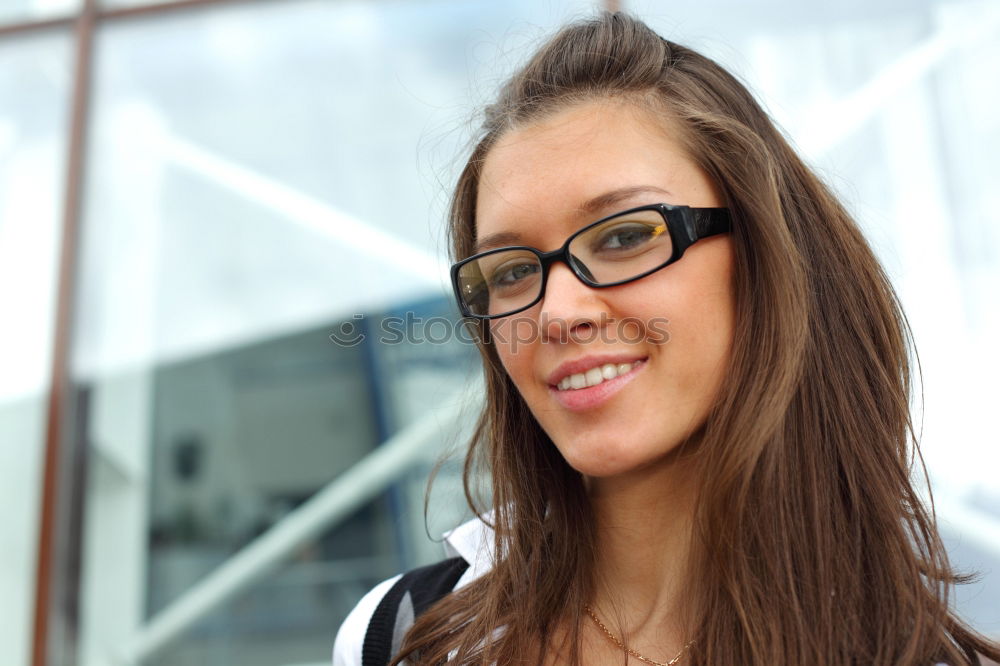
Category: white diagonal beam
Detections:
[
  {"x1": 799, "y1": 9, "x2": 1000, "y2": 158},
  {"x1": 159, "y1": 134, "x2": 448, "y2": 285}
]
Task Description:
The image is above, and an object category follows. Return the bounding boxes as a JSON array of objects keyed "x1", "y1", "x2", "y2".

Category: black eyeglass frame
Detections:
[{"x1": 451, "y1": 203, "x2": 732, "y2": 319}]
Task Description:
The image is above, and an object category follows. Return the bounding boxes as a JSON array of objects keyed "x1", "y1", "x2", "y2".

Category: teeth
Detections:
[{"x1": 556, "y1": 361, "x2": 641, "y2": 391}]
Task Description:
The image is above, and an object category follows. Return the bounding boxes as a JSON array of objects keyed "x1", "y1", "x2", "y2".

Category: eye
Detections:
[
  {"x1": 592, "y1": 221, "x2": 666, "y2": 254},
  {"x1": 489, "y1": 260, "x2": 540, "y2": 289}
]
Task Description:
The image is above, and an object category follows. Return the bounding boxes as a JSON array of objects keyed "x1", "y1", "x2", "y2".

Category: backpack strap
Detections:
[{"x1": 361, "y1": 556, "x2": 470, "y2": 666}]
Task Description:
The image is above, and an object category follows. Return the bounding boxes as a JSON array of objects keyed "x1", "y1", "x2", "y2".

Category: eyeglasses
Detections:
[{"x1": 451, "y1": 203, "x2": 731, "y2": 319}]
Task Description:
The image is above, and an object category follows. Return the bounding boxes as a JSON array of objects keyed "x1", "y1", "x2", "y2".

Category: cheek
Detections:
[
  {"x1": 636, "y1": 242, "x2": 735, "y2": 392},
  {"x1": 669, "y1": 272, "x2": 735, "y2": 402},
  {"x1": 491, "y1": 317, "x2": 540, "y2": 383},
  {"x1": 669, "y1": 310, "x2": 733, "y2": 403}
]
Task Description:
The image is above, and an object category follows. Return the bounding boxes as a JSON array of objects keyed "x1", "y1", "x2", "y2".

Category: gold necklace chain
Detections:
[{"x1": 583, "y1": 605, "x2": 693, "y2": 666}]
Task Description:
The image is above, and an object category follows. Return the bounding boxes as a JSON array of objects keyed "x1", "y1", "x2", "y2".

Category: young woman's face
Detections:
[{"x1": 475, "y1": 100, "x2": 736, "y2": 478}]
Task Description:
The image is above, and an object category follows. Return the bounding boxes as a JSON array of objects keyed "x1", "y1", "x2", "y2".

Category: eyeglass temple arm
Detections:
[{"x1": 690, "y1": 207, "x2": 732, "y2": 239}]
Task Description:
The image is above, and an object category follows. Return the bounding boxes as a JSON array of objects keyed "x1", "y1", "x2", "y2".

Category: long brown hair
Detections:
[{"x1": 395, "y1": 12, "x2": 1000, "y2": 665}]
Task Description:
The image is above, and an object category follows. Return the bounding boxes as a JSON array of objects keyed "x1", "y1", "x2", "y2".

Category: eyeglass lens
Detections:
[{"x1": 456, "y1": 208, "x2": 673, "y2": 317}]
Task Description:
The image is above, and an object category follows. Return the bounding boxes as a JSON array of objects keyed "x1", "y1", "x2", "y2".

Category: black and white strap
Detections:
[{"x1": 361, "y1": 557, "x2": 469, "y2": 666}]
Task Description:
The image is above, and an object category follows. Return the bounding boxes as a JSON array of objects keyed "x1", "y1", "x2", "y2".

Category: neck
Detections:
[{"x1": 586, "y1": 451, "x2": 699, "y2": 650}]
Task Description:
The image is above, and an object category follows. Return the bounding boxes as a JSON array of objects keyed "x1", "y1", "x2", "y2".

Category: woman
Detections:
[{"x1": 335, "y1": 12, "x2": 1000, "y2": 665}]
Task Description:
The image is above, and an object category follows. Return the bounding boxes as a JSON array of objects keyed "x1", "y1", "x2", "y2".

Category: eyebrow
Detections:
[
  {"x1": 474, "y1": 230, "x2": 525, "y2": 254},
  {"x1": 473, "y1": 185, "x2": 673, "y2": 254},
  {"x1": 578, "y1": 185, "x2": 673, "y2": 215}
]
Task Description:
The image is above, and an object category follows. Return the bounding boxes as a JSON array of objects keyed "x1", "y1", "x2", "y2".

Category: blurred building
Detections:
[{"x1": 1, "y1": 0, "x2": 998, "y2": 665}]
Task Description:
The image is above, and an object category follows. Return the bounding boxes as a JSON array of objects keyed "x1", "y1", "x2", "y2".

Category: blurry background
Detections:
[{"x1": 1, "y1": 0, "x2": 998, "y2": 664}]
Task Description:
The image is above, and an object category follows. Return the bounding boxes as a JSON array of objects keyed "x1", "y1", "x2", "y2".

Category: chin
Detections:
[
  {"x1": 551, "y1": 424, "x2": 694, "y2": 480},
  {"x1": 556, "y1": 440, "x2": 652, "y2": 478}
]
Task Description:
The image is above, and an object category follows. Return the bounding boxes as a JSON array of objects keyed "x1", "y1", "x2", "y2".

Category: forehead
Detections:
[{"x1": 475, "y1": 100, "x2": 716, "y2": 242}]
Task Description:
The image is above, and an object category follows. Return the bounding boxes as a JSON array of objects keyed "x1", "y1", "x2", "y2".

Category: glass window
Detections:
[
  {"x1": 0, "y1": 28, "x2": 72, "y2": 666},
  {"x1": 641, "y1": 0, "x2": 1000, "y2": 633},
  {"x1": 56, "y1": 1, "x2": 998, "y2": 664},
  {"x1": 0, "y1": 0, "x2": 78, "y2": 24},
  {"x1": 72, "y1": 1, "x2": 591, "y2": 664}
]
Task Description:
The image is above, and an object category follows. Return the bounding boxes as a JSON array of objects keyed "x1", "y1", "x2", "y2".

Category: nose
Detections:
[{"x1": 538, "y1": 261, "x2": 605, "y2": 343}]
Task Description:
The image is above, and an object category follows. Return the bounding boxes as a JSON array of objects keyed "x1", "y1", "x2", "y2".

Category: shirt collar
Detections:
[{"x1": 442, "y1": 513, "x2": 495, "y2": 581}]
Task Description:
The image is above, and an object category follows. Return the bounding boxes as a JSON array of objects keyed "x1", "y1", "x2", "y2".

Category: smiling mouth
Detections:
[{"x1": 554, "y1": 360, "x2": 645, "y2": 391}]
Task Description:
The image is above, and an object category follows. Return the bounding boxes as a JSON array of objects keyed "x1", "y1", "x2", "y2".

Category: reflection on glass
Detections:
[
  {"x1": 0, "y1": 0, "x2": 79, "y2": 23},
  {"x1": 0, "y1": 28, "x2": 72, "y2": 666},
  {"x1": 97, "y1": 0, "x2": 181, "y2": 9},
  {"x1": 74, "y1": 1, "x2": 590, "y2": 664},
  {"x1": 63, "y1": 0, "x2": 1000, "y2": 663},
  {"x1": 645, "y1": 0, "x2": 1000, "y2": 633}
]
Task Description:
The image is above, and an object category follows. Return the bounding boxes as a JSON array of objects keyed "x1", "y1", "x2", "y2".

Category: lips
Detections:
[
  {"x1": 547, "y1": 354, "x2": 649, "y2": 388},
  {"x1": 555, "y1": 360, "x2": 644, "y2": 391},
  {"x1": 546, "y1": 353, "x2": 649, "y2": 412},
  {"x1": 547, "y1": 355, "x2": 647, "y2": 411}
]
